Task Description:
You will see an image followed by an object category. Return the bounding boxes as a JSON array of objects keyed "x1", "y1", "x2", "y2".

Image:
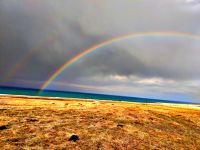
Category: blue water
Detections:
[{"x1": 0, "y1": 86, "x2": 196, "y2": 104}]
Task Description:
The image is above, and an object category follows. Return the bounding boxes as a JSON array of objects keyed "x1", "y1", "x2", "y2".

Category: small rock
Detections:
[
  {"x1": 117, "y1": 124, "x2": 124, "y2": 128},
  {"x1": 68, "y1": 134, "x2": 79, "y2": 142},
  {"x1": 149, "y1": 117, "x2": 154, "y2": 120},
  {"x1": 0, "y1": 125, "x2": 9, "y2": 130},
  {"x1": 9, "y1": 138, "x2": 19, "y2": 142}
]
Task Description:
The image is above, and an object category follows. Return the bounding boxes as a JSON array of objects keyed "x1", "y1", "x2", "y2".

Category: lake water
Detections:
[{"x1": 0, "y1": 86, "x2": 194, "y2": 104}]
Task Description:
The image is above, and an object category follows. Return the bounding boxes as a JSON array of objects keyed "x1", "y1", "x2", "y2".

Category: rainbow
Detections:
[
  {"x1": 3, "y1": 11, "x2": 69, "y2": 83},
  {"x1": 3, "y1": 28, "x2": 68, "y2": 83},
  {"x1": 3, "y1": 35, "x2": 56, "y2": 82},
  {"x1": 40, "y1": 31, "x2": 200, "y2": 91}
]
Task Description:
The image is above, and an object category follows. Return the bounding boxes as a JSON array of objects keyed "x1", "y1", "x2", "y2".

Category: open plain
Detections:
[{"x1": 0, "y1": 95, "x2": 200, "y2": 150}]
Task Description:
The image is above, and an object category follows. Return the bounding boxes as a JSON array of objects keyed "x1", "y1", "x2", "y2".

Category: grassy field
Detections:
[{"x1": 0, "y1": 95, "x2": 200, "y2": 150}]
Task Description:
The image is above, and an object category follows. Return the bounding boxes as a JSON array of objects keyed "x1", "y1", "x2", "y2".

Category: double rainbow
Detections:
[{"x1": 40, "y1": 31, "x2": 200, "y2": 91}]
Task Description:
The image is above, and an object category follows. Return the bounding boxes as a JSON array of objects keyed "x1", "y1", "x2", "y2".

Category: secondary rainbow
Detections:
[
  {"x1": 3, "y1": 27, "x2": 69, "y2": 83},
  {"x1": 40, "y1": 31, "x2": 200, "y2": 91},
  {"x1": 3, "y1": 12, "x2": 69, "y2": 83}
]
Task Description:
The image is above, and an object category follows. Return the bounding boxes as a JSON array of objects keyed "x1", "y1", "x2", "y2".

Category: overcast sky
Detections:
[{"x1": 1, "y1": 0, "x2": 200, "y2": 102}]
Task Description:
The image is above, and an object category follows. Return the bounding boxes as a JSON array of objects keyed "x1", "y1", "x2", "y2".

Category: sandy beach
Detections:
[{"x1": 0, "y1": 95, "x2": 200, "y2": 149}]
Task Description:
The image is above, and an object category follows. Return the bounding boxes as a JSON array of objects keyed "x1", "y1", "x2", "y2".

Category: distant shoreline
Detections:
[
  {"x1": 1, "y1": 86, "x2": 198, "y2": 104},
  {"x1": 0, "y1": 94, "x2": 96, "y2": 102},
  {"x1": 0, "y1": 94, "x2": 199, "y2": 110}
]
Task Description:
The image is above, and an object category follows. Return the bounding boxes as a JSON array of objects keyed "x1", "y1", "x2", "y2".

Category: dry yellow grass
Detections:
[{"x1": 0, "y1": 95, "x2": 200, "y2": 150}]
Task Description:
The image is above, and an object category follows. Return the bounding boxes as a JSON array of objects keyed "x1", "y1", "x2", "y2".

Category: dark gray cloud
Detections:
[
  {"x1": 0, "y1": 0, "x2": 200, "y2": 102},
  {"x1": 60, "y1": 37, "x2": 200, "y2": 81}
]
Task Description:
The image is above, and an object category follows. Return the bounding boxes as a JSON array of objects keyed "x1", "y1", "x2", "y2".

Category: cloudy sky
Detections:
[{"x1": 1, "y1": 0, "x2": 200, "y2": 102}]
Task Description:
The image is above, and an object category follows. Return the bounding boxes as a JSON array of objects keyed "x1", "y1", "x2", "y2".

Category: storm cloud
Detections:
[{"x1": 1, "y1": 0, "x2": 200, "y2": 102}]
